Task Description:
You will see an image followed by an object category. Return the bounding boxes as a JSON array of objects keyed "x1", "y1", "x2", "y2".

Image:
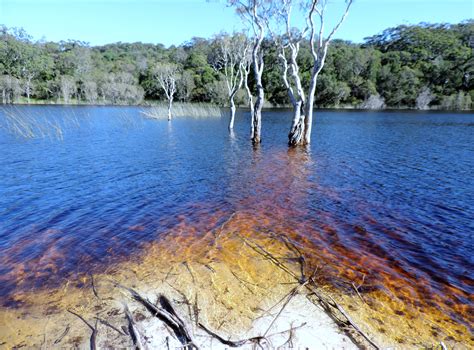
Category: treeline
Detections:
[{"x1": 0, "y1": 21, "x2": 472, "y2": 109}]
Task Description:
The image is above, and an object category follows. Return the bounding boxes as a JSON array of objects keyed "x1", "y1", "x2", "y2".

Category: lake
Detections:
[{"x1": 0, "y1": 106, "x2": 473, "y2": 345}]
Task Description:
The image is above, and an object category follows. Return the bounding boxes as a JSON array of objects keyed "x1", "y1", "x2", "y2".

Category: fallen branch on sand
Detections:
[
  {"x1": 239, "y1": 234, "x2": 380, "y2": 350},
  {"x1": 67, "y1": 309, "x2": 98, "y2": 350},
  {"x1": 123, "y1": 304, "x2": 144, "y2": 350},
  {"x1": 114, "y1": 282, "x2": 199, "y2": 349}
]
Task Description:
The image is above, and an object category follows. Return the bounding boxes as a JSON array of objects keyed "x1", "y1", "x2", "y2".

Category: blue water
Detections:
[{"x1": 0, "y1": 106, "x2": 472, "y2": 325}]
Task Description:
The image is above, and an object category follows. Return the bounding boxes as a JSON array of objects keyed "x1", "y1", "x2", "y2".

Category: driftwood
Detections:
[
  {"x1": 124, "y1": 304, "x2": 144, "y2": 350},
  {"x1": 309, "y1": 285, "x2": 380, "y2": 350},
  {"x1": 115, "y1": 283, "x2": 198, "y2": 349},
  {"x1": 96, "y1": 223, "x2": 382, "y2": 349},
  {"x1": 239, "y1": 234, "x2": 381, "y2": 350},
  {"x1": 67, "y1": 309, "x2": 98, "y2": 350}
]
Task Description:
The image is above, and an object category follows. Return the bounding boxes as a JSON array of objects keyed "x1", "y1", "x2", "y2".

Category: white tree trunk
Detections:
[
  {"x1": 304, "y1": 72, "x2": 318, "y2": 145},
  {"x1": 252, "y1": 56, "x2": 264, "y2": 144},
  {"x1": 229, "y1": 95, "x2": 236, "y2": 130},
  {"x1": 288, "y1": 102, "x2": 305, "y2": 145},
  {"x1": 252, "y1": 87, "x2": 263, "y2": 144},
  {"x1": 167, "y1": 97, "x2": 173, "y2": 121}
]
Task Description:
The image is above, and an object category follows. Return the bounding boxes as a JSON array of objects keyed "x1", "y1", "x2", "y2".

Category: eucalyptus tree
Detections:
[
  {"x1": 210, "y1": 33, "x2": 250, "y2": 130},
  {"x1": 83, "y1": 80, "x2": 98, "y2": 104},
  {"x1": 0, "y1": 75, "x2": 21, "y2": 104},
  {"x1": 273, "y1": 0, "x2": 353, "y2": 146},
  {"x1": 60, "y1": 76, "x2": 76, "y2": 104},
  {"x1": 228, "y1": 0, "x2": 272, "y2": 144},
  {"x1": 154, "y1": 63, "x2": 179, "y2": 121}
]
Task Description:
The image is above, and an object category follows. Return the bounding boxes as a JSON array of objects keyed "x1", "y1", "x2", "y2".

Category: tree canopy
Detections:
[{"x1": 0, "y1": 20, "x2": 472, "y2": 109}]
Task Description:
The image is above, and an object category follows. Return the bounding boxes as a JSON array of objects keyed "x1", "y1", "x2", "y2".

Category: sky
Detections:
[{"x1": 0, "y1": 0, "x2": 472, "y2": 46}]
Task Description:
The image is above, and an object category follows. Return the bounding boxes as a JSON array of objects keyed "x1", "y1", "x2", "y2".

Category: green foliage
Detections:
[{"x1": 0, "y1": 21, "x2": 472, "y2": 109}]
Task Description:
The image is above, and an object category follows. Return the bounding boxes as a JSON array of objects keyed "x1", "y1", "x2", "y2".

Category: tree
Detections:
[
  {"x1": 0, "y1": 22, "x2": 470, "y2": 110},
  {"x1": 210, "y1": 32, "x2": 250, "y2": 130},
  {"x1": 416, "y1": 86, "x2": 434, "y2": 110},
  {"x1": 228, "y1": 0, "x2": 271, "y2": 144},
  {"x1": 82, "y1": 80, "x2": 98, "y2": 104},
  {"x1": 0, "y1": 75, "x2": 21, "y2": 104},
  {"x1": 100, "y1": 72, "x2": 144, "y2": 105},
  {"x1": 177, "y1": 70, "x2": 195, "y2": 102},
  {"x1": 272, "y1": 0, "x2": 353, "y2": 146},
  {"x1": 360, "y1": 94, "x2": 385, "y2": 109},
  {"x1": 154, "y1": 63, "x2": 179, "y2": 120},
  {"x1": 60, "y1": 75, "x2": 76, "y2": 104}
]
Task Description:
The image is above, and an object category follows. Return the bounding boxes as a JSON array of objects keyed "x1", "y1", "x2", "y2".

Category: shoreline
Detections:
[
  {"x1": 1, "y1": 101, "x2": 473, "y2": 112},
  {"x1": 0, "y1": 210, "x2": 471, "y2": 349}
]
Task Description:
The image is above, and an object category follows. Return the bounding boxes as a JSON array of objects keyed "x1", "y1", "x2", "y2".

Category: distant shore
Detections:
[{"x1": 2, "y1": 101, "x2": 472, "y2": 112}]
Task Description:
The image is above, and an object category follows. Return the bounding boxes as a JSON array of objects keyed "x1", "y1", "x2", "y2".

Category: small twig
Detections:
[
  {"x1": 263, "y1": 281, "x2": 308, "y2": 337},
  {"x1": 351, "y1": 282, "x2": 365, "y2": 303},
  {"x1": 216, "y1": 212, "x2": 236, "y2": 236},
  {"x1": 53, "y1": 324, "x2": 70, "y2": 344},
  {"x1": 193, "y1": 293, "x2": 200, "y2": 327},
  {"x1": 201, "y1": 263, "x2": 216, "y2": 273},
  {"x1": 95, "y1": 317, "x2": 125, "y2": 336},
  {"x1": 182, "y1": 261, "x2": 196, "y2": 284},
  {"x1": 230, "y1": 270, "x2": 257, "y2": 293},
  {"x1": 198, "y1": 322, "x2": 265, "y2": 348},
  {"x1": 309, "y1": 281, "x2": 380, "y2": 350},
  {"x1": 265, "y1": 322, "x2": 307, "y2": 338},
  {"x1": 90, "y1": 274, "x2": 100, "y2": 299}
]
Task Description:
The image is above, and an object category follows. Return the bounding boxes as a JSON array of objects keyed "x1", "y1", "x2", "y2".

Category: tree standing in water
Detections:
[
  {"x1": 228, "y1": 0, "x2": 271, "y2": 144},
  {"x1": 210, "y1": 33, "x2": 250, "y2": 130},
  {"x1": 154, "y1": 63, "x2": 179, "y2": 121},
  {"x1": 273, "y1": 0, "x2": 353, "y2": 146}
]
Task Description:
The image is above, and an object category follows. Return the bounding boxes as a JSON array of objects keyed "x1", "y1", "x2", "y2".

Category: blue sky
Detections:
[{"x1": 0, "y1": 0, "x2": 472, "y2": 46}]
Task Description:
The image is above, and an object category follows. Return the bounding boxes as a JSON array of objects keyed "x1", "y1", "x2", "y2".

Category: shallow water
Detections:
[{"x1": 0, "y1": 106, "x2": 473, "y2": 344}]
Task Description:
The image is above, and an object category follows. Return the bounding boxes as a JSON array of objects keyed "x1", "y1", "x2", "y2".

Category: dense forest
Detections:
[{"x1": 0, "y1": 20, "x2": 472, "y2": 110}]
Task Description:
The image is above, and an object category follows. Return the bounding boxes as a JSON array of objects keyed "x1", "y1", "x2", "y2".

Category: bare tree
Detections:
[
  {"x1": 22, "y1": 69, "x2": 35, "y2": 104},
  {"x1": 154, "y1": 63, "x2": 179, "y2": 121},
  {"x1": 60, "y1": 76, "x2": 76, "y2": 104},
  {"x1": 270, "y1": 0, "x2": 307, "y2": 145},
  {"x1": 99, "y1": 73, "x2": 144, "y2": 105},
  {"x1": 83, "y1": 80, "x2": 98, "y2": 104},
  {"x1": 272, "y1": 0, "x2": 353, "y2": 146},
  {"x1": 228, "y1": 0, "x2": 271, "y2": 144},
  {"x1": 210, "y1": 32, "x2": 250, "y2": 130},
  {"x1": 360, "y1": 94, "x2": 385, "y2": 109},
  {"x1": 416, "y1": 87, "x2": 434, "y2": 110}
]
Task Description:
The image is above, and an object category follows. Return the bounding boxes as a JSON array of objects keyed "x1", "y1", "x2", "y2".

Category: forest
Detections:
[{"x1": 0, "y1": 20, "x2": 472, "y2": 110}]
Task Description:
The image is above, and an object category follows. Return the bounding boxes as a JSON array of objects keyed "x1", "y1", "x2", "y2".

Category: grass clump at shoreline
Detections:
[{"x1": 141, "y1": 103, "x2": 224, "y2": 119}]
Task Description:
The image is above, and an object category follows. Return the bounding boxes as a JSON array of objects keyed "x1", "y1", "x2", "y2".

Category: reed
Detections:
[
  {"x1": 141, "y1": 103, "x2": 224, "y2": 119},
  {"x1": 0, "y1": 107, "x2": 83, "y2": 140}
]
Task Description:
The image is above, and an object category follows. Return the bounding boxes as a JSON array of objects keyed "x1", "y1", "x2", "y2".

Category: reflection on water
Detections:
[{"x1": 0, "y1": 106, "x2": 473, "y2": 346}]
